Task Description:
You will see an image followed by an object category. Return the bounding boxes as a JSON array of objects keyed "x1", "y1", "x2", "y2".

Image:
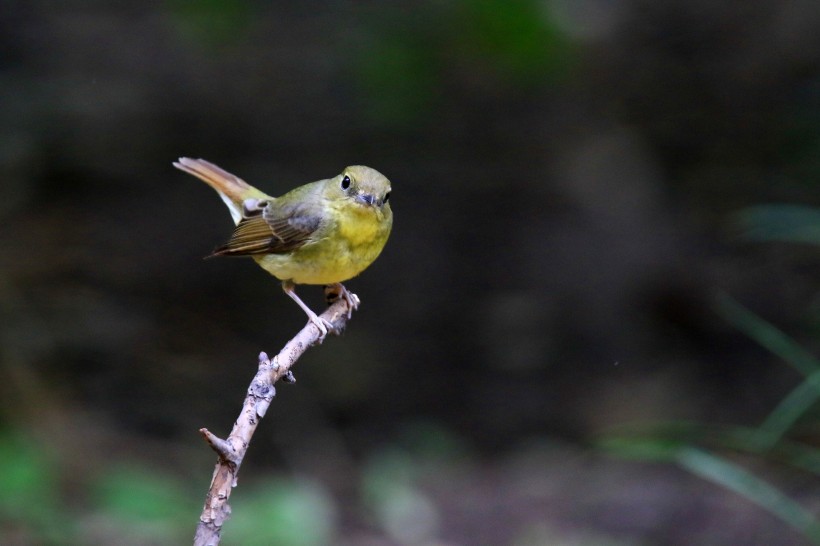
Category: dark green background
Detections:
[{"x1": 1, "y1": 1, "x2": 819, "y2": 544}]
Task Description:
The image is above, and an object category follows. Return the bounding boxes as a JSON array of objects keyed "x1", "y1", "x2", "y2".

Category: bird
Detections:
[{"x1": 174, "y1": 157, "x2": 393, "y2": 341}]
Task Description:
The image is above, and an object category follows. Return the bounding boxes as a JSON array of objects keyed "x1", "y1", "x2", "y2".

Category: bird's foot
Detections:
[
  {"x1": 305, "y1": 309, "x2": 336, "y2": 344},
  {"x1": 325, "y1": 283, "x2": 360, "y2": 319},
  {"x1": 282, "y1": 280, "x2": 336, "y2": 344}
]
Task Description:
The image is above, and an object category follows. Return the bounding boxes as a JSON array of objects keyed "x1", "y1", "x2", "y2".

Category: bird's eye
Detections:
[
  {"x1": 383, "y1": 191, "x2": 391, "y2": 204},
  {"x1": 341, "y1": 175, "x2": 351, "y2": 190}
]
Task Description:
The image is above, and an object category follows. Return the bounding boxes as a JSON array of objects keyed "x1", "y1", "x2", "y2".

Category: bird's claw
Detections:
[
  {"x1": 308, "y1": 314, "x2": 337, "y2": 344},
  {"x1": 325, "y1": 283, "x2": 360, "y2": 319}
]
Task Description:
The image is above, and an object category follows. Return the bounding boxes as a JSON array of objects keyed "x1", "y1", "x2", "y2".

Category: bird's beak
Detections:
[{"x1": 355, "y1": 194, "x2": 378, "y2": 207}]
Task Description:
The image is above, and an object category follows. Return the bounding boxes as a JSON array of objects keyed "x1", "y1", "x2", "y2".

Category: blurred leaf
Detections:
[
  {"x1": 764, "y1": 440, "x2": 820, "y2": 476},
  {"x1": 716, "y1": 293, "x2": 820, "y2": 378},
  {"x1": 373, "y1": 484, "x2": 439, "y2": 545},
  {"x1": 676, "y1": 448, "x2": 820, "y2": 543},
  {"x1": 712, "y1": 425, "x2": 820, "y2": 476},
  {"x1": 89, "y1": 465, "x2": 193, "y2": 543},
  {"x1": 758, "y1": 371, "x2": 820, "y2": 449},
  {"x1": 356, "y1": 37, "x2": 440, "y2": 127},
  {"x1": 601, "y1": 425, "x2": 820, "y2": 544},
  {"x1": 361, "y1": 448, "x2": 417, "y2": 503},
  {"x1": 0, "y1": 432, "x2": 58, "y2": 518},
  {"x1": 718, "y1": 427, "x2": 820, "y2": 476},
  {"x1": 396, "y1": 420, "x2": 470, "y2": 462},
  {"x1": 355, "y1": 0, "x2": 575, "y2": 128},
  {"x1": 0, "y1": 431, "x2": 67, "y2": 543},
  {"x1": 715, "y1": 293, "x2": 820, "y2": 448},
  {"x1": 168, "y1": 0, "x2": 254, "y2": 47},
  {"x1": 92, "y1": 466, "x2": 192, "y2": 522},
  {"x1": 600, "y1": 421, "x2": 820, "y2": 476},
  {"x1": 360, "y1": 447, "x2": 440, "y2": 544},
  {"x1": 455, "y1": 0, "x2": 574, "y2": 84},
  {"x1": 354, "y1": 6, "x2": 446, "y2": 128},
  {"x1": 225, "y1": 477, "x2": 336, "y2": 546},
  {"x1": 734, "y1": 204, "x2": 820, "y2": 245},
  {"x1": 596, "y1": 433, "x2": 683, "y2": 462}
]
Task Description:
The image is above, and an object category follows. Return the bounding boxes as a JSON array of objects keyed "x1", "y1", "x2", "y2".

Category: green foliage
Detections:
[
  {"x1": 601, "y1": 202, "x2": 820, "y2": 539},
  {"x1": 601, "y1": 422, "x2": 820, "y2": 543},
  {"x1": 717, "y1": 294, "x2": 820, "y2": 450},
  {"x1": 717, "y1": 293, "x2": 820, "y2": 378},
  {"x1": 734, "y1": 204, "x2": 820, "y2": 245},
  {"x1": 599, "y1": 292, "x2": 820, "y2": 543},
  {"x1": 354, "y1": 0, "x2": 575, "y2": 128},
  {"x1": 599, "y1": 198, "x2": 820, "y2": 544},
  {"x1": 0, "y1": 434, "x2": 200, "y2": 544},
  {"x1": 677, "y1": 448, "x2": 820, "y2": 540},
  {"x1": 168, "y1": 0, "x2": 254, "y2": 47},
  {"x1": 0, "y1": 434, "x2": 339, "y2": 544},
  {"x1": 0, "y1": 432, "x2": 66, "y2": 543},
  {"x1": 597, "y1": 429, "x2": 687, "y2": 462},
  {"x1": 356, "y1": 29, "x2": 442, "y2": 128},
  {"x1": 0, "y1": 423, "x2": 468, "y2": 544},
  {"x1": 601, "y1": 420, "x2": 820, "y2": 476},
  {"x1": 89, "y1": 465, "x2": 195, "y2": 542},
  {"x1": 223, "y1": 477, "x2": 336, "y2": 546},
  {"x1": 357, "y1": 424, "x2": 473, "y2": 544},
  {"x1": 395, "y1": 420, "x2": 471, "y2": 462},
  {"x1": 455, "y1": 0, "x2": 573, "y2": 84},
  {"x1": 361, "y1": 447, "x2": 440, "y2": 545},
  {"x1": 0, "y1": 433, "x2": 58, "y2": 517},
  {"x1": 759, "y1": 371, "x2": 820, "y2": 449}
]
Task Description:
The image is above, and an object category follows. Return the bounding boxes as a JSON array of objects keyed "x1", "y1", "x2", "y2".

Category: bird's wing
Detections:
[{"x1": 211, "y1": 200, "x2": 323, "y2": 256}]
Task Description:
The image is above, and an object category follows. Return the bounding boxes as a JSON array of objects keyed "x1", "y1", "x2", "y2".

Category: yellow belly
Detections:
[{"x1": 253, "y1": 202, "x2": 391, "y2": 285}]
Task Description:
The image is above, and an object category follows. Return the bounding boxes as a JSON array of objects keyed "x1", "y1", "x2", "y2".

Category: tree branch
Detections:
[{"x1": 193, "y1": 289, "x2": 356, "y2": 546}]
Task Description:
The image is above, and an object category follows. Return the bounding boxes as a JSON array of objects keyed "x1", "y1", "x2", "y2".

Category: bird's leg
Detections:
[
  {"x1": 242, "y1": 198, "x2": 269, "y2": 217},
  {"x1": 282, "y1": 280, "x2": 334, "y2": 343},
  {"x1": 325, "y1": 283, "x2": 360, "y2": 319}
]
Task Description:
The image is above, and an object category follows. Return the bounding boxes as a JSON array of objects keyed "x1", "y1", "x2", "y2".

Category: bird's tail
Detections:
[{"x1": 173, "y1": 157, "x2": 269, "y2": 225}]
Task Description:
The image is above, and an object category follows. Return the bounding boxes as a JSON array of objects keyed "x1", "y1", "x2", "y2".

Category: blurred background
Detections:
[{"x1": 2, "y1": 1, "x2": 820, "y2": 544}]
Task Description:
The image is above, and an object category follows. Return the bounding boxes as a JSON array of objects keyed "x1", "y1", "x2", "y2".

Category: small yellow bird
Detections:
[{"x1": 174, "y1": 157, "x2": 393, "y2": 340}]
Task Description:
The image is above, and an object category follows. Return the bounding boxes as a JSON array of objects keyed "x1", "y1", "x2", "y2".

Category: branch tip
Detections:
[{"x1": 200, "y1": 429, "x2": 238, "y2": 463}]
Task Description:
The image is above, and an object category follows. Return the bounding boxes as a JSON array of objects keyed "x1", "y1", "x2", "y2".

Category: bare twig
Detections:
[{"x1": 193, "y1": 289, "x2": 356, "y2": 546}]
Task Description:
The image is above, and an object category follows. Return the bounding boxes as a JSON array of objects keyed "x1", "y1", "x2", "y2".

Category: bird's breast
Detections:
[
  {"x1": 254, "y1": 202, "x2": 390, "y2": 285},
  {"x1": 337, "y1": 205, "x2": 384, "y2": 247}
]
